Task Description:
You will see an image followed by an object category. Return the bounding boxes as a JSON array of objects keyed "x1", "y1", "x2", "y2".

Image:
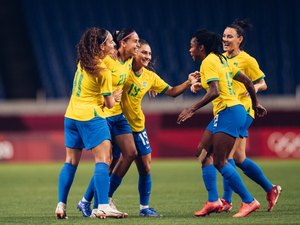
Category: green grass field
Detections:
[{"x1": 1, "y1": 159, "x2": 300, "y2": 225}]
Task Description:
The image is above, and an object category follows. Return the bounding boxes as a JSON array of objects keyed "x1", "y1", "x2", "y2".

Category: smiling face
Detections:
[
  {"x1": 121, "y1": 32, "x2": 140, "y2": 58},
  {"x1": 134, "y1": 43, "x2": 152, "y2": 68},
  {"x1": 222, "y1": 27, "x2": 243, "y2": 54}
]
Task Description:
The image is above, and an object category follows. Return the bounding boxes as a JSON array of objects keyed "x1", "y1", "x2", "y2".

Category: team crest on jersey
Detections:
[
  {"x1": 142, "y1": 82, "x2": 147, "y2": 87},
  {"x1": 234, "y1": 62, "x2": 238, "y2": 66}
]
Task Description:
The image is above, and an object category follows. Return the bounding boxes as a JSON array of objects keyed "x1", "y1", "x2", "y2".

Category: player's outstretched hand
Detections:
[
  {"x1": 254, "y1": 103, "x2": 267, "y2": 117},
  {"x1": 177, "y1": 107, "x2": 195, "y2": 124}
]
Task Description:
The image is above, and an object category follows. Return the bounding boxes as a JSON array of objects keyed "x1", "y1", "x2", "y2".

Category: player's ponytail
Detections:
[{"x1": 228, "y1": 19, "x2": 253, "y2": 50}]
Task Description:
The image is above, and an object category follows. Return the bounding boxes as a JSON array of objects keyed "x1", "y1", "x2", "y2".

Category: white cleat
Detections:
[
  {"x1": 109, "y1": 198, "x2": 128, "y2": 217},
  {"x1": 55, "y1": 202, "x2": 68, "y2": 219},
  {"x1": 90, "y1": 209, "x2": 98, "y2": 218},
  {"x1": 95, "y1": 205, "x2": 126, "y2": 219}
]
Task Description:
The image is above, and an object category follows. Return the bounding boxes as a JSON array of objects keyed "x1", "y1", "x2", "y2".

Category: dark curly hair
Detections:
[{"x1": 76, "y1": 27, "x2": 108, "y2": 75}]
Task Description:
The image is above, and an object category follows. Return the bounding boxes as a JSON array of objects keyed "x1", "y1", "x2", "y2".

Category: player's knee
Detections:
[
  {"x1": 213, "y1": 159, "x2": 226, "y2": 169},
  {"x1": 145, "y1": 162, "x2": 151, "y2": 173},
  {"x1": 233, "y1": 153, "x2": 246, "y2": 164},
  {"x1": 123, "y1": 149, "x2": 138, "y2": 161},
  {"x1": 195, "y1": 145, "x2": 205, "y2": 157}
]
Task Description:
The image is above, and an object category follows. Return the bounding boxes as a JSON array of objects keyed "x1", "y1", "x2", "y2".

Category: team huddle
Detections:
[{"x1": 55, "y1": 19, "x2": 281, "y2": 219}]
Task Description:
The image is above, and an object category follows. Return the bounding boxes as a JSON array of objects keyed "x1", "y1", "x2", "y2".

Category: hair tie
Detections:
[
  {"x1": 100, "y1": 30, "x2": 109, "y2": 45},
  {"x1": 119, "y1": 31, "x2": 135, "y2": 42}
]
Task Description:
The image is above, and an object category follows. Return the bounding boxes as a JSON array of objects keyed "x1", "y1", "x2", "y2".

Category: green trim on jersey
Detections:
[
  {"x1": 102, "y1": 92, "x2": 112, "y2": 96},
  {"x1": 253, "y1": 75, "x2": 265, "y2": 84},
  {"x1": 206, "y1": 78, "x2": 219, "y2": 84},
  {"x1": 232, "y1": 70, "x2": 241, "y2": 79},
  {"x1": 160, "y1": 85, "x2": 170, "y2": 94},
  {"x1": 118, "y1": 59, "x2": 126, "y2": 65},
  {"x1": 133, "y1": 70, "x2": 142, "y2": 77}
]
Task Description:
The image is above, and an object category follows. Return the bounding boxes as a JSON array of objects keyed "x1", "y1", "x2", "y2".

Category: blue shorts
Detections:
[
  {"x1": 112, "y1": 128, "x2": 151, "y2": 159},
  {"x1": 239, "y1": 115, "x2": 253, "y2": 138},
  {"x1": 107, "y1": 113, "x2": 132, "y2": 137},
  {"x1": 206, "y1": 105, "x2": 247, "y2": 138},
  {"x1": 64, "y1": 117, "x2": 111, "y2": 150},
  {"x1": 133, "y1": 129, "x2": 152, "y2": 156}
]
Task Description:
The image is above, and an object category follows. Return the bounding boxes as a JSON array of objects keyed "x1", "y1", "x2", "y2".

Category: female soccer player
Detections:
[
  {"x1": 220, "y1": 19, "x2": 281, "y2": 212},
  {"x1": 55, "y1": 27, "x2": 125, "y2": 219},
  {"x1": 177, "y1": 29, "x2": 267, "y2": 218},
  {"x1": 191, "y1": 20, "x2": 281, "y2": 214},
  {"x1": 78, "y1": 39, "x2": 199, "y2": 217},
  {"x1": 113, "y1": 39, "x2": 199, "y2": 217},
  {"x1": 77, "y1": 28, "x2": 140, "y2": 217}
]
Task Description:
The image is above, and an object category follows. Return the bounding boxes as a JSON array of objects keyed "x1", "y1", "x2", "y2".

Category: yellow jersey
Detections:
[
  {"x1": 121, "y1": 68, "x2": 169, "y2": 132},
  {"x1": 103, "y1": 56, "x2": 133, "y2": 117},
  {"x1": 65, "y1": 62, "x2": 112, "y2": 121},
  {"x1": 200, "y1": 53, "x2": 241, "y2": 116},
  {"x1": 225, "y1": 51, "x2": 265, "y2": 118}
]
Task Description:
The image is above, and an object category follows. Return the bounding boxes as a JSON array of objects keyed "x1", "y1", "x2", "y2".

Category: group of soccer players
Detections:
[{"x1": 55, "y1": 19, "x2": 281, "y2": 219}]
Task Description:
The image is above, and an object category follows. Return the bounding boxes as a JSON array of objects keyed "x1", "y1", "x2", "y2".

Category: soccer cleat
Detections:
[
  {"x1": 139, "y1": 208, "x2": 161, "y2": 217},
  {"x1": 55, "y1": 202, "x2": 68, "y2": 219},
  {"x1": 90, "y1": 209, "x2": 98, "y2": 218},
  {"x1": 94, "y1": 205, "x2": 126, "y2": 219},
  {"x1": 109, "y1": 198, "x2": 128, "y2": 217},
  {"x1": 232, "y1": 199, "x2": 260, "y2": 218},
  {"x1": 194, "y1": 199, "x2": 222, "y2": 217},
  {"x1": 220, "y1": 199, "x2": 232, "y2": 212},
  {"x1": 266, "y1": 185, "x2": 282, "y2": 212},
  {"x1": 77, "y1": 200, "x2": 92, "y2": 217}
]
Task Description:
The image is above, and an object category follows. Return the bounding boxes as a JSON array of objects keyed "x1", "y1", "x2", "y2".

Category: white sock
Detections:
[
  {"x1": 81, "y1": 197, "x2": 89, "y2": 202},
  {"x1": 140, "y1": 204, "x2": 149, "y2": 210},
  {"x1": 57, "y1": 202, "x2": 66, "y2": 207},
  {"x1": 98, "y1": 204, "x2": 109, "y2": 210}
]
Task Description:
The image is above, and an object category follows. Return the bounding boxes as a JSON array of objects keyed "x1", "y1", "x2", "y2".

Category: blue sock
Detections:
[
  {"x1": 58, "y1": 163, "x2": 77, "y2": 203},
  {"x1": 219, "y1": 163, "x2": 253, "y2": 203},
  {"x1": 108, "y1": 174, "x2": 123, "y2": 197},
  {"x1": 222, "y1": 159, "x2": 235, "y2": 203},
  {"x1": 83, "y1": 177, "x2": 94, "y2": 202},
  {"x1": 93, "y1": 189, "x2": 98, "y2": 209},
  {"x1": 94, "y1": 162, "x2": 109, "y2": 204},
  {"x1": 138, "y1": 174, "x2": 152, "y2": 205},
  {"x1": 237, "y1": 158, "x2": 273, "y2": 192},
  {"x1": 202, "y1": 164, "x2": 218, "y2": 202}
]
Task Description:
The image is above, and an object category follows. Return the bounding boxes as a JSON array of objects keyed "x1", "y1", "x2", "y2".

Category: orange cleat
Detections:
[
  {"x1": 266, "y1": 185, "x2": 282, "y2": 212},
  {"x1": 233, "y1": 199, "x2": 260, "y2": 218},
  {"x1": 194, "y1": 199, "x2": 222, "y2": 217},
  {"x1": 220, "y1": 199, "x2": 232, "y2": 212}
]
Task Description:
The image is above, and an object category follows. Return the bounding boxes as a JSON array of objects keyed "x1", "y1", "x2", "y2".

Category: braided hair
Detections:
[{"x1": 192, "y1": 29, "x2": 226, "y2": 63}]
